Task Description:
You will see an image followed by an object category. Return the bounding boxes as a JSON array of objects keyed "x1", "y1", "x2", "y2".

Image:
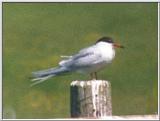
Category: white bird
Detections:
[{"x1": 30, "y1": 37, "x2": 124, "y2": 86}]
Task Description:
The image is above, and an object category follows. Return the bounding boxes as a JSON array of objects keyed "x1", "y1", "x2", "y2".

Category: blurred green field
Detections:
[{"x1": 3, "y1": 3, "x2": 158, "y2": 119}]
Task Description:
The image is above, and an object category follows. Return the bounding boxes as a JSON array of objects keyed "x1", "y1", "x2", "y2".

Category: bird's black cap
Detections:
[{"x1": 96, "y1": 37, "x2": 114, "y2": 44}]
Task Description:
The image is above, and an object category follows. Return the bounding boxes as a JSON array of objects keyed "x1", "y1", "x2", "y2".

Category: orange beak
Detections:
[{"x1": 113, "y1": 43, "x2": 124, "y2": 49}]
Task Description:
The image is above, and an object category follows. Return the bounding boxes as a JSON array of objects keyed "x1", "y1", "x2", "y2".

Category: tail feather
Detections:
[
  {"x1": 30, "y1": 66, "x2": 69, "y2": 86},
  {"x1": 32, "y1": 67, "x2": 69, "y2": 77},
  {"x1": 30, "y1": 75, "x2": 54, "y2": 87}
]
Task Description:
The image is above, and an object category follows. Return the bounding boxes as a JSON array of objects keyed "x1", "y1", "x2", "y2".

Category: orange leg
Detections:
[
  {"x1": 94, "y1": 72, "x2": 98, "y2": 80},
  {"x1": 90, "y1": 73, "x2": 94, "y2": 80}
]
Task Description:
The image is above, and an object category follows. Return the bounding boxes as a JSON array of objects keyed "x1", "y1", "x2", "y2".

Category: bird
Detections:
[{"x1": 30, "y1": 37, "x2": 124, "y2": 86}]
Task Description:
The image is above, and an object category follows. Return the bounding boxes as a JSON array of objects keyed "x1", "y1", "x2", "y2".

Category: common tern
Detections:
[{"x1": 31, "y1": 37, "x2": 124, "y2": 86}]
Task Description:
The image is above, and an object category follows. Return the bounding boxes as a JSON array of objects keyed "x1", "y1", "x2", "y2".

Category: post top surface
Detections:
[{"x1": 71, "y1": 80, "x2": 110, "y2": 87}]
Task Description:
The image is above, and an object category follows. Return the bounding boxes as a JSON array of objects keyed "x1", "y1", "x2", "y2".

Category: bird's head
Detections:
[{"x1": 96, "y1": 37, "x2": 124, "y2": 49}]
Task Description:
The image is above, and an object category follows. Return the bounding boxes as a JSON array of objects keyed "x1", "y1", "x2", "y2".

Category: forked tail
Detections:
[{"x1": 30, "y1": 66, "x2": 69, "y2": 87}]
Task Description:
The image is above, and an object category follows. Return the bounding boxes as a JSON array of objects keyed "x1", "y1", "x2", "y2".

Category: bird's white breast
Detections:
[{"x1": 96, "y1": 42, "x2": 115, "y2": 63}]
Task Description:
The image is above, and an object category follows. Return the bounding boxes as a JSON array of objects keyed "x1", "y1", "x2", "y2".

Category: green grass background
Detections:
[{"x1": 3, "y1": 3, "x2": 158, "y2": 119}]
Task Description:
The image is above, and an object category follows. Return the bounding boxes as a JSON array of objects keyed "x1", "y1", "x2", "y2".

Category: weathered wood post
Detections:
[{"x1": 70, "y1": 80, "x2": 112, "y2": 118}]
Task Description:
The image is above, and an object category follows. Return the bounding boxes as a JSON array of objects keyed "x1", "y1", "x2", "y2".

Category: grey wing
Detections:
[
  {"x1": 59, "y1": 45, "x2": 102, "y2": 68},
  {"x1": 71, "y1": 52, "x2": 101, "y2": 67}
]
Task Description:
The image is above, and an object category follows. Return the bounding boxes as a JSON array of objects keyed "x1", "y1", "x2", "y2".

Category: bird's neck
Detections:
[
  {"x1": 96, "y1": 42, "x2": 115, "y2": 61},
  {"x1": 96, "y1": 42, "x2": 113, "y2": 50}
]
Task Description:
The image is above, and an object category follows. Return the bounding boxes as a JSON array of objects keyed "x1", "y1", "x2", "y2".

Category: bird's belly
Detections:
[{"x1": 77, "y1": 61, "x2": 108, "y2": 74}]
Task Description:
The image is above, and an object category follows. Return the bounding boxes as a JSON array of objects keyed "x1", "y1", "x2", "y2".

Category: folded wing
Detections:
[{"x1": 59, "y1": 45, "x2": 102, "y2": 68}]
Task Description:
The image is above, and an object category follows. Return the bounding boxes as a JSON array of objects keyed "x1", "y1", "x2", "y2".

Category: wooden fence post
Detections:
[{"x1": 70, "y1": 80, "x2": 112, "y2": 118}]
